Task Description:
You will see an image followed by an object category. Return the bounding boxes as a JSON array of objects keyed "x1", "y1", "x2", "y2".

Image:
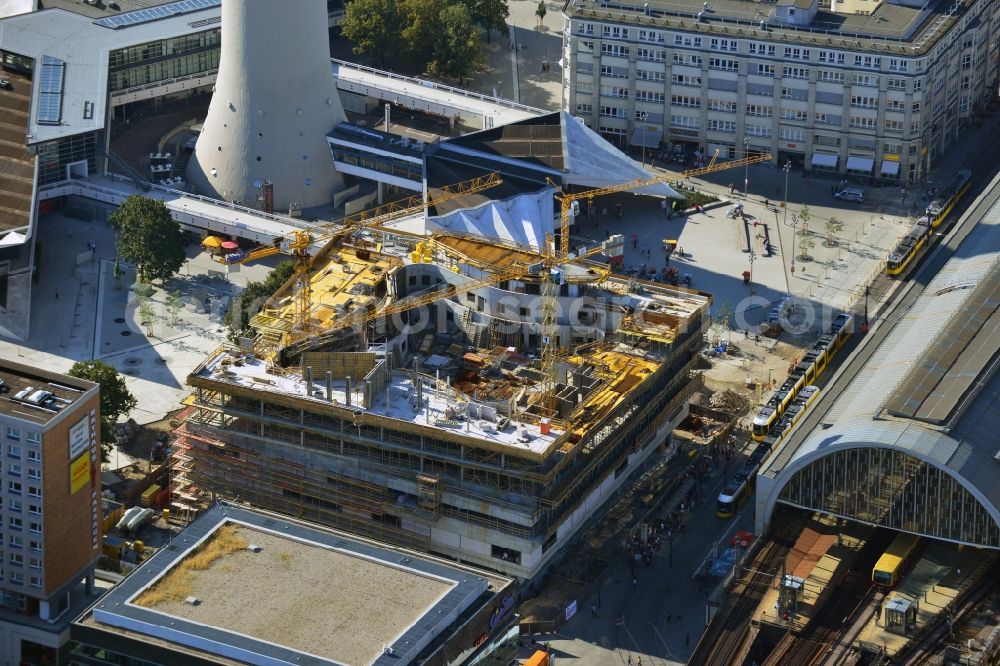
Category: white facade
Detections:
[
  {"x1": 562, "y1": 0, "x2": 1000, "y2": 182},
  {"x1": 187, "y1": 0, "x2": 347, "y2": 210}
]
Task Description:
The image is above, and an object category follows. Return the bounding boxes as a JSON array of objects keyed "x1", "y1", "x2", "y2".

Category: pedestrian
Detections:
[
  {"x1": 592, "y1": 603, "x2": 598, "y2": 618},
  {"x1": 632, "y1": 577, "x2": 638, "y2": 588},
  {"x1": 54, "y1": 288, "x2": 59, "y2": 300},
  {"x1": 628, "y1": 656, "x2": 633, "y2": 666},
  {"x1": 637, "y1": 658, "x2": 642, "y2": 666},
  {"x1": 631, "y1": 233, "x2": 638, "y2": 248},
  {"x1": 728, "y1": 182, "x2": 735, "y2": 195}
]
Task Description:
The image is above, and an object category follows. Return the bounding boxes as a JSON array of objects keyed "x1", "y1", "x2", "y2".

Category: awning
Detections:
[
  {"x1": 630, "y1": 127, "x2": 660, "y2": 149},
  {"x1": 846, "y1": 156, "x2": 875, "y2": 172},
  {"x1": 811, "y1": 152, "x2": 838, "y2": 168},
  {"x1": 881, "y1": 160, "x2": 901, "y2": 176},
  {"x1": 0, "y1": 231, "x2": 26, "y2": 248},
  {"x1": 201, "y1": 235, "x2": 223, "y2": 248}
]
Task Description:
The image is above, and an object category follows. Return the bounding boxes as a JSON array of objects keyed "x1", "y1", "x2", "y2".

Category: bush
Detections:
[{"x1": 679, "y1": 191, "x2": 720, "y2": 210}]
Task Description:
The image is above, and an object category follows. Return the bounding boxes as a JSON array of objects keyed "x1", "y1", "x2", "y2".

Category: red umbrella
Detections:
[{"x1": 220, "y1": 241, "x2": 239, "y2": 250}]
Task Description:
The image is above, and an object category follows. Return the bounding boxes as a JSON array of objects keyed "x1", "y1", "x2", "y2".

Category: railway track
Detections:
[{"x1": 691, "y1": 509, "x2": 810, "y2": 666}]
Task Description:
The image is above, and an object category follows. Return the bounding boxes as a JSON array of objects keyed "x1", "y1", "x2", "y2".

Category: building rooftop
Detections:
[
  {"x1": 0, "y1": 2, "x2": 220, "y2": 144},
  {"x1": 563, "y1": 0, "x2": 967, "y2": 54},
  {"x1": 36, "y1": 0, "x2": 183, "y2": 21},
  {"x1": 78, "y1": 504, "x2": 506, "y2": 666},
  {"x1": 0, "y1": 359, "x2": 95, "y2": 425}
]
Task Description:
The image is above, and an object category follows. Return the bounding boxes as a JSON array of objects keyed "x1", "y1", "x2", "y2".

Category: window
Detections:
[
  {"x1": 888, "y1": 58, "x2": 908, "y2": 72},
  {"x1": 784, "y1": 47, "x2": 811, "y2": 60},
  {"x1": 961, "y1": 54, "x2": 972, "y2": 70},
  {"x1": 578, "y1": 40, "x2": 594, "y2": 53},
  {"x1": 637, "y1": 69, "x2": 665, "y2": 82},
  {"x1": 28, "y1": 523, "x2": 39, "y2": 535},
  {"x1": 854, "y1": 55, "x2": 881, "y2": 70},
  {"x1": 8, "y1": 464, "x2": 19, "y2": 478},
  {"x1": 29, "y1": 576, "x2": 40, "y2": 588},
  {"x1": 671, "y1": 74, "x2": 702, "y2": 87},
  {"x1": 885, "y1": 99, "x2": 905, "y2": 111},
  {"x1": 670, "y1": 114, "x2": 699, "y2": 129},
  {"x1": 636, "y1": 48, "x2": 665, "y2": 63},
  {"x1": 818, "y1": 50, "x2": 845, "y2": 65},
  {"x1": 601, "y1": 25, "x2": 630, "y2": 40},
  {"x1": 600, "y1": 85, "x2": 629, "y2": 99},
  {"x1": 28, "y1": 540, "x2": 39, "y2": 551},
  {"x1": 599, "y1": 65, "x2": 628, "y2": 78},
  {"x1": 5, "y1": 428, "x2": 20, "y2": 442},
  {"x1": 28, "y1": 559, "x2": 39, "y2": 570},
  {"x1": 10, "y1": 572, "x2": 21, "y2": 585},
  {"x1": 578, "y1": 22, "x2": 595, "y2": 35},
  {"x1": 8, "y1": 517, "x2": 21, "y2": 531},
  {"x1": 851, "y1": 95, "x2": 878, "y2": 109},
  {"x1": 707, "y1": 119, "x2": 736, "y2": 133},
  {"x1": 781, "y1": 87, "x2": 807, "y2": 100},
  {"x1": 818, "y1": 70, "x2": 845, "y2": 83},
  {"x1": 852, "y1": 74, "x2": 878, "y2": 87},
  {"x1": 600, "y1": 43, "x2": 630, "y2": 58},
  {"x1": 638, "y1": 29, "x2": 665, "y2": 43},
  {"x1": 780, "y1": 127, "x2": 805, "y2": 142},
  {"x1": 674, "y1": 34, "x2": 702, "y2": 48},
  {"x1": 749, "y1": 42, "x2": 775, "y2": 56},
  {"x1": 635, "y1": 89, "x2": 665, "y2": 103},
  {"x1": 672, "y1": 53, "x2": 702, "y2": 67},
  {"x1": 755, "y1": 64, "x2": 775, "y2": 77},
  {"x1": 709, "y1": 57, "x2": 738, "y2": 72},
  {"x1": 887, "y1": 77, "x2": 906, "y2": 90},
  {"x1": 814, "y1": 134, "x2": 841, "y2": 147},
  {"x1": 6, "y1": 445, "x2": 19, "y2": 459},
  {"x1": 7, "y1": 481, "x2": 20, "y2": 495},
  {"x1": 576, "y1": 103, "x2": 593, "y2": 114},
  {"x1": 9, "y1": 536, "x2": 20, "y2": 548},
  {"x1": 27, "y1": 486, "x2": 39, "y2": 498},
  {"x1": 780, "y1": 109, "x2": 809, "y2": 121},
  {"x1": 746, "y1": 124, "x2": 771, "y2": 137},
  {"x1": 746, "y1": 104, "x2": 773, "y2": 117},
  {"x1": 960, "y1": 96, "x2": 970, "y2": 113},
  {"x1": 671, "y1": 95, "x2": 701, "y2": 108},
  {"x1": 710, "y1": 38, "x2": 737, "y2": 52},
  {"x1": 913, "y1": 78, "x2": 923, "y2": 91},
  {"x1": 783, "y1": 66, "x2": 809, "y2": 79},
  {"x1": 706, "y1": 98, "x2": 737, "y2": 112},
  {"x1": 911, "y1": 101, "x2": 921, "y2": 112},
  {"x1": 960, "y1": 75, "x2": 971, "y2": 90},
  {"x1": 849, "y1": 115, "x2": 877, "y2": 129},
  {"x1": 910, "y1": 120, "x2": 920, "y2": 133},
  {"x1": 883, "y1": 142, "x2": 902, "y2": 154},
  {"x1": 27, "y1": 504, "x2": 39, "y2": 516},
  {"x1": 8, "y1": 499, "x2": 20, "y2": 513},
  {"x1": 599, "y1": 106, "x2": 625, "y2": 118}
]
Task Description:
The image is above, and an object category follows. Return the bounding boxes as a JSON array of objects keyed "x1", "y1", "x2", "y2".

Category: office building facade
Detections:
[{"x1": 562, "y1": 0, "x2": 1000, "y2": 181}]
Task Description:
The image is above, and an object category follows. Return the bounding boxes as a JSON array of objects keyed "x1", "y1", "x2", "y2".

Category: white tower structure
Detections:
[{"x1": 186, "y1": 0, "x2": 346, "y2": 211}]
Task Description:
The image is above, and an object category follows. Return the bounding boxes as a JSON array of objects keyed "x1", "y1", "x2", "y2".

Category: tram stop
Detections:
[
  {"x1": 884, "y1": 596, "x2": 918, "y2": 635},
  {"x1": 779, "y1": 574, "x2": 805, "y2": 615}
]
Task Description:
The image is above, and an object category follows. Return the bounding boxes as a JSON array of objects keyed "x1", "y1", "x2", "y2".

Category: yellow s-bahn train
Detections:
[
  {"x1": 886, "y1": 169, "x2": 971, "y2": 276},
  {"x1": 872, "y1": 533, "x2": 921, "y2": 587},
  {"x1": 750, "y1": 313, "x2": 853, "y2": 442}
]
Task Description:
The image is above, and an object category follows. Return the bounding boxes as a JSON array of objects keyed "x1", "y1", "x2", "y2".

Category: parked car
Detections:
[
  {"x1": 0, "y1": 79, "x2": 12, "y2": 90},
  {"x1": 834, "y1": 187, "x2": 865, "y2": 202}
]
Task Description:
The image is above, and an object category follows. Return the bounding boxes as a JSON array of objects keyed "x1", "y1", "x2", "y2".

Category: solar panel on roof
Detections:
[
  {"x1": 94, "y1": 0, "x2": 220, "y2": 29},
  {"x1": 37, "y1": 55, "x2": 65, "y2": 126}
]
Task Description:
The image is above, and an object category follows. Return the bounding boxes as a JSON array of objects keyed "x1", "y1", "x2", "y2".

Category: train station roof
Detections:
[{"x1": 765, "y1": 175, "x2": 1000, "y2": 536}]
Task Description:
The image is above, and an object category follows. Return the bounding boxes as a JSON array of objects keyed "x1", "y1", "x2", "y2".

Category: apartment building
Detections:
[
  {"x1": 562, "y1": 0, "x2": 1000, "y2": 182},
  {"x1": 0, "y1": 360, "x2": 101, "y2": 664}
]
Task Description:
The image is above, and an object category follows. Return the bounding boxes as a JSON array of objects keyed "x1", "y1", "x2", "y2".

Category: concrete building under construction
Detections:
[{"x1": 172, "y1": 114, "x2": 712, "y2": 579}]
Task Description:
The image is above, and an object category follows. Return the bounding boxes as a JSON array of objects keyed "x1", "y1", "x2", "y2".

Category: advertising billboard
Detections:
[{"x1": 70, "y1": 453, "x2": 91, "y2": 494}]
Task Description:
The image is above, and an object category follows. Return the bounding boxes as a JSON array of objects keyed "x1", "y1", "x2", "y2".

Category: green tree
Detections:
[
  {"x1": 68, "y1": 360, "x2": 138, "y2": 460},
  {"x1": 109, "y1": 195, "x2": 186, "y2": 283},
  {"x1": 462, "y1": 0, "x2": 508, "y2": 42},
  {"x1": 798, "y1": 236, "x2": 816, "y2": 261},
  {"x1": 535, "y1": 0, "x2": 546, "y2": 26},
  {"x1": 340, "y1": 0, "x2": 400, "y2": 66},
  {"x1": 401, "y1": 0, "x2": 447, "y2": 67},
  {"x1": 430, "y1": 4, "x2": 482, "y2": 81},
  {"x1": 139, "y1": 300, "x2": 156, "y2": 337},
  {"x1": 824, "y1": 217, "x2": 844, "y2": 246},
  {"x1": 798, "y1": 205, "x2": 811, "y2": 236},
  {"x1": 165, "y1": 290, "x2": 182, "y2": 324},
  {"x1": 223, "y1": 260, "x2": 296, "y2": 341}
]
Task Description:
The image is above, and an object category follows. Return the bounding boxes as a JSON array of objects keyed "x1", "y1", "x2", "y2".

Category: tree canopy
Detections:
[
  {"x1": 68, "y1": 360, "x2": 138, "y2": 459},
  {"x1": 109, "y1": 195, "x2": 186, "y2": 283},
  {"x1": 430, "y1": 4, "x2": 482, "y2": 80},
  {"x1": 462, "y1": 0, "x2": 509, "y2": 40},
  {"x1": 341, "y1": 0, "x2": 400, "y2": 66},
  {"x1": 223, "y1": 260, "x2": 296, "y2": 340}
]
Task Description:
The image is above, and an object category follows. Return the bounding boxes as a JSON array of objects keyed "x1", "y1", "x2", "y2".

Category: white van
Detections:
[{"x1": 834, "y1": 187, "x2": 864, "y2": 202}]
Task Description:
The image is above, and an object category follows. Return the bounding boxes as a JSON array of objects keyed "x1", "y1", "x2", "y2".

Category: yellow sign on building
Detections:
[{"x1": 70, "y1": 454, "x2": 91, "y2": 494}]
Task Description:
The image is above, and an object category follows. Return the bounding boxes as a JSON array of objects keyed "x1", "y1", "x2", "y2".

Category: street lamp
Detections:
[
  {"x1": 791, "y1": 212, "x2": 798, "y2": 275},
  {"x1": 783, "y1": 160, "x2": 792, "y2": 282},
  {"x1": 743, "y1": 136, "x2": 751, "y2": 199},
  {"x1": 638, "y1": 111, "x2": 648, "y2": 167}
]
